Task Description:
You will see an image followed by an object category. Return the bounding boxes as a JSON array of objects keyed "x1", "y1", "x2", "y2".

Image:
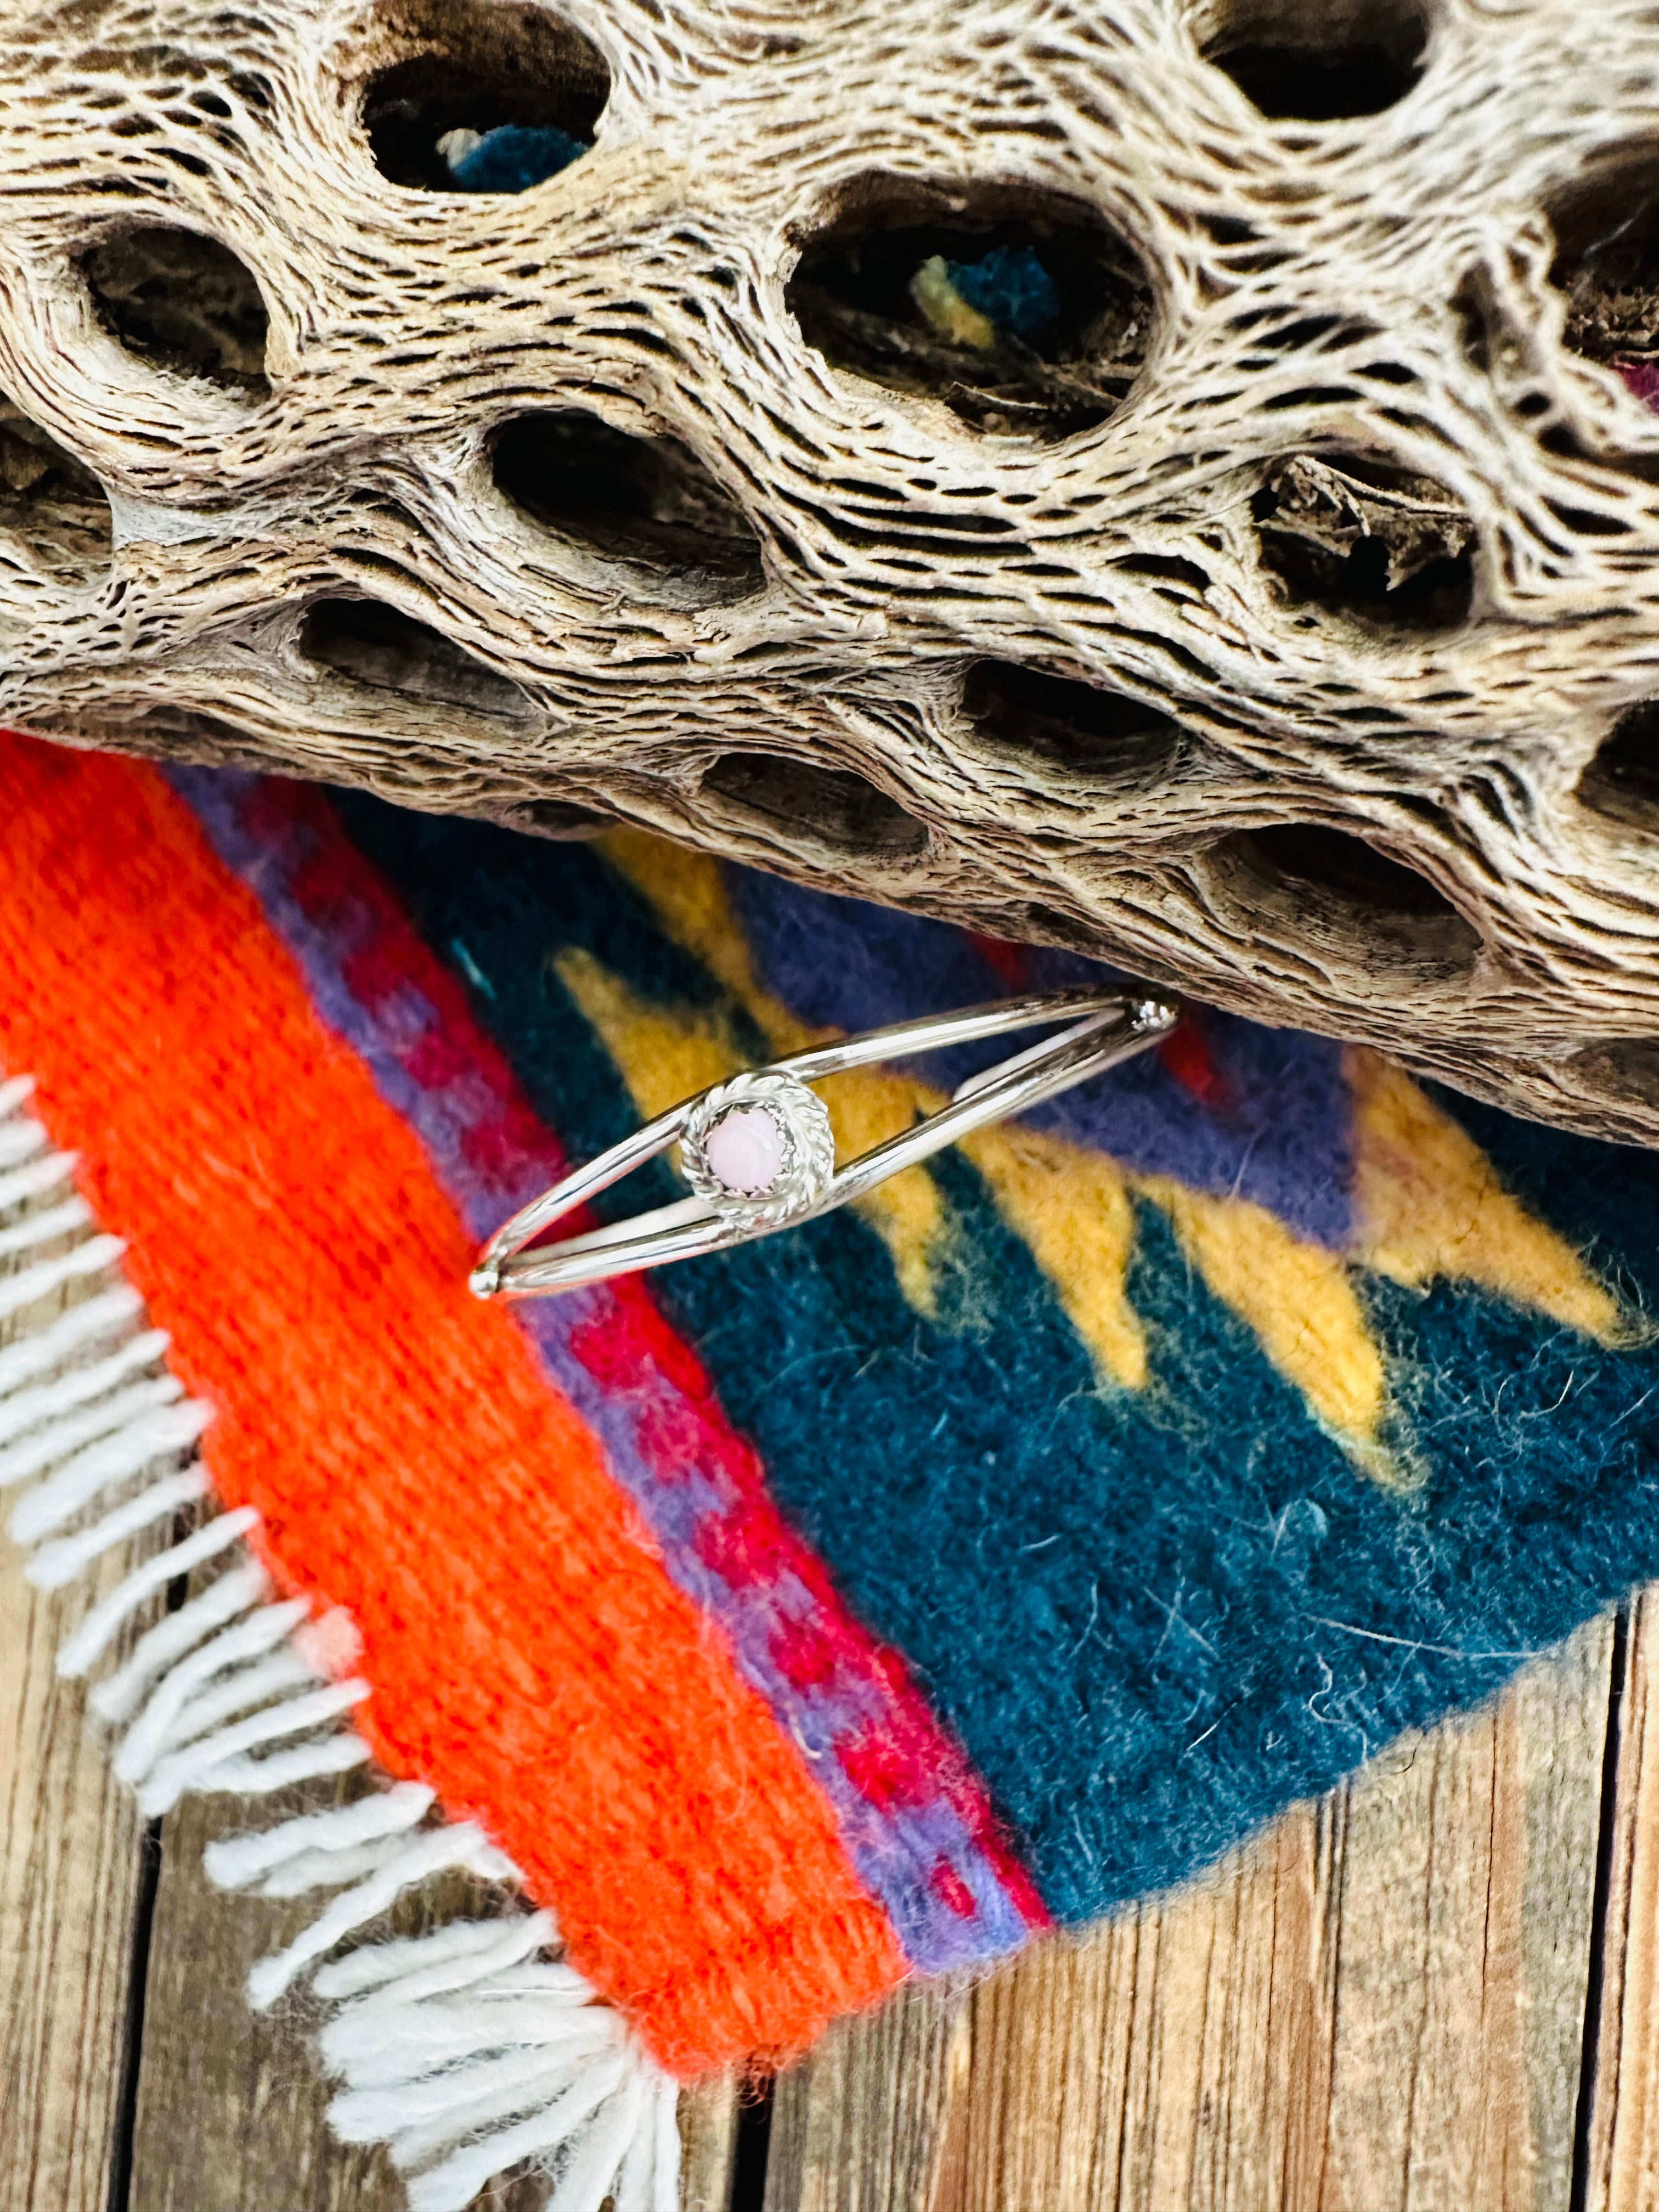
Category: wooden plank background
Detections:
[{"x1": 3, "y1": 1268, "x2": 1655, "y2": 2210}]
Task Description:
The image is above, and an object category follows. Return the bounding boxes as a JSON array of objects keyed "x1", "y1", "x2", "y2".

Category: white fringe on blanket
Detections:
[{"x1": 0, "y1": 1074, "x2": 681, "y2": 2212}]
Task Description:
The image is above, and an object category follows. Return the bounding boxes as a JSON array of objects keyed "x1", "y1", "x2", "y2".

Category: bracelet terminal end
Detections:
[{"x1": 1130, "y1": 994, "x2": 1181, "y2": 1035}]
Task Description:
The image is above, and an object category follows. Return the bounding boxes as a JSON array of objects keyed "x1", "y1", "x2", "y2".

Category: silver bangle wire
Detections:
[{"x1": 470, "y1": 986, "x2": 1180, "y2": 1301}]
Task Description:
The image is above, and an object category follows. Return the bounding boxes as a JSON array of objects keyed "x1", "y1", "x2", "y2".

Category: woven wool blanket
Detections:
[{"x1": 4, "y1": 726, "x2": 1659, "y2": 2207}]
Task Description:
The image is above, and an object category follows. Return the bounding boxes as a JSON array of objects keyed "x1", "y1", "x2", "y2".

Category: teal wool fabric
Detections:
[{"x1": 318, "y1": 786, "x2": 1659, "y2": 1930}]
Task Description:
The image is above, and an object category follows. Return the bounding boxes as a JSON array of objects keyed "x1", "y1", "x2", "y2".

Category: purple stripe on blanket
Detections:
[{"x1": 171, "y1": 764, "x2": 1046, "y2": 1973}]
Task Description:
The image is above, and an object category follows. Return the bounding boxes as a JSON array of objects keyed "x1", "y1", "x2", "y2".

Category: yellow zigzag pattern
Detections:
[
  {"x1": 1345, "y1": 1048, "x2": 1627, "y2": 1341},
  {"x1": 580, "y1": 833, "x2": 1627, "y2": 1490}
]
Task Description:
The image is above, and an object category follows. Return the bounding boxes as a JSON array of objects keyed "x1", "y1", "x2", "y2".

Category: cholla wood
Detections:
[{"x1": 3, "y1": 0, "x2": 1659, "y2": 1142}]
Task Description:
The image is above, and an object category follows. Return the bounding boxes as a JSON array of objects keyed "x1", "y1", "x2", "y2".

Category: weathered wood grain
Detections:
[
  {"x1": 0, "y1": 1242, "x2": 171, "y2": 2212},
  {"x1": 1578, "y1": 1594, "x2": 1659, "y2": 2212},
  {"x1": 679, "y1": 2069, "x2": 743, "y2": 2212},
  {"x1": 0, "y1": 1496, "x2": 151, "y2": 2212},
  {"x1": 1317, "y1": 1622, "x2": 1610, "y2": 2212},
  {"x1": 766, "y1": 1614, "x2": 1615, "y2": 2212}
]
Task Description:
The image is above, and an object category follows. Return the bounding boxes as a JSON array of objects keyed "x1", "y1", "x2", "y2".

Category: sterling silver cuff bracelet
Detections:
[{"x1": 470, "y1": 987, "x2": 1179, "y2": 1301}]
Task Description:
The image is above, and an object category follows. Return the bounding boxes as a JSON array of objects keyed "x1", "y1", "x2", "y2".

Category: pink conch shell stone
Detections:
[{"x1": 704, "y1": 1105, "x2": 788, "y2": 1195}]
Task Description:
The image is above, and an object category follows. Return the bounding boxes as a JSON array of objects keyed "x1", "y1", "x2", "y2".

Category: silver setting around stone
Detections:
[{"x1": 680, "y1": 1070, "x2": 836, "y2": 1232}]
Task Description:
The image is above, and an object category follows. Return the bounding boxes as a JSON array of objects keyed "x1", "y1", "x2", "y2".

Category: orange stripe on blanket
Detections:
[{"x1": 0, "y1": 734, "x2": 905, "y2": 2074}]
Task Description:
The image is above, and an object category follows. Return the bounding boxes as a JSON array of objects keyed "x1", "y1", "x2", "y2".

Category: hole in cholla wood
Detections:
[
  {"x1": 1240, "y1": 823, "x2": 1459, "y2": 919},
  {"x1": 359, "y1": 0, "x2": 608, "y2": 193},
  {"x1": 1603, "y1": 1040, "x2": 1659, "y2": 1108},
  {"x1": 1199, "y1": 0, "x2": 1432, "y2": 120},
  {"x1": 1252, "y1": 453, "x2": 1477, "y2": 631},
  {"x1": 1573, "y1": 1037, "x2": 1659, "y2": 1113},
  {"x1": 1581, "y1": 701, "x2": 1659, "y2": 835},
  {"x1": 962, "y1": 662, "x2": 1186, "y2": 789},
  {"x1": 0, "y1": 400, "x2": 112, "y2": 571},
  {"x1": 1549, "y1": 151, "x2": 1659, "y2": 380},
  {"x1": 1207, "y1": 823, "x2": 1482, "y2": 989},
  {"x1": 788, "y1": 174, "x2": 1153, "y2": 439},
  {"x1": 81, "y1": 226, "x2": 272, "y2": 394},
  {"x1": 1203, "y1": 818, "x2": 1486, "y2": 1000},
  {"x1": 300, "y1": 599, "x2": 531, "y2": 718},
  {"x1": 702, "y1": 753, "x2": 928, "y2": 859},
  {"x1": 490, "y1": 410, "x2": 764, "y2": 596}
]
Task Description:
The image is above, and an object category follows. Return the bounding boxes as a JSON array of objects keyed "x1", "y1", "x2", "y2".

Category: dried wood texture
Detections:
[
  {"x1": 4, "y1": 0, "x2": 1659, "y2": 1142},
  {"x1": 766, "y1": 1615, "x2": 1615, "y2": 2212}
]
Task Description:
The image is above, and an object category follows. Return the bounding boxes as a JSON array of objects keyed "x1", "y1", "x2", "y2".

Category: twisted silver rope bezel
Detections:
[{"x1": 679, "y1": 1070, "x2": 836, "y2": 1232}]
